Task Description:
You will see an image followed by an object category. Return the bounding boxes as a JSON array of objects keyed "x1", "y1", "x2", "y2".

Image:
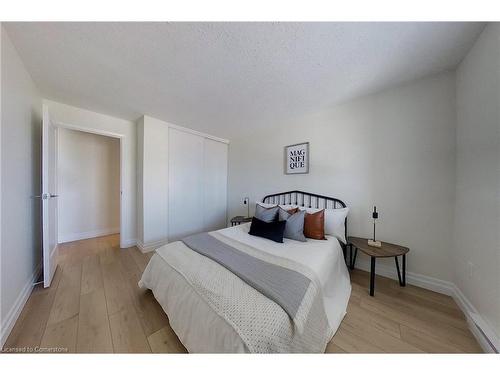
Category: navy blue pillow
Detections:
[{"x1": 248, "y1": 216, "x2": 286, "y2": 243}]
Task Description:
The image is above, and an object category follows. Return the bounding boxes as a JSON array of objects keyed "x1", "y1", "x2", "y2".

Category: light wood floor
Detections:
[{"x1": 3, "y1": 234, "x2": 482, "y2": 353}]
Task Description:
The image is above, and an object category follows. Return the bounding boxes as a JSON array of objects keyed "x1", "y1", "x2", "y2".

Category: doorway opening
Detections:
[
  {"x1": 57, "y1": 128, "x2": 121, "y2": 248},
  {"x1": 41, "y1": 105, "x2": 125, "y2": 288}
]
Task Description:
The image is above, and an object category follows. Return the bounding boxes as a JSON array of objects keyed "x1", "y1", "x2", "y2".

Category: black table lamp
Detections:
[
  {"x1": 243, "y1": 197, "x2": 250, "y2": 218},
  {"x1": 368, "y1": 206, "x2": 381, "y2": 247}
]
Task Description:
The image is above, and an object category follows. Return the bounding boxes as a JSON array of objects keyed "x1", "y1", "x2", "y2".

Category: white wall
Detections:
[
  {"x1": 228, "y1": 71, "x2": 457, "y2": 282},
  {"x1": 0, "y1": 26, "x2": 42, "y2": 345},
  {"x1": 44, "y1": 100, "x2": 136, "y2": 248},
  {"x1": 136, "y1": 115, "x2": 169, "y2": 250},
  {"x1": 57, "y1": 128, "x2": 120, "y2": 243},
  {"x1": 455, "y1": 24, "x2": 500, "y2": 341}
]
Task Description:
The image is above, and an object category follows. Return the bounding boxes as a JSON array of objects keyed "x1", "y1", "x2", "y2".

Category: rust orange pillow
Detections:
[{"x1": 303, "y1": 209, "x2": 326, "y2": 240}]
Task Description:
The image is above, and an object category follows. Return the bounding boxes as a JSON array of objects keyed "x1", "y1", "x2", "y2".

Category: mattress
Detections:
[{"x1": 139, "y1": 223, "x2": 351, "y2": 353}]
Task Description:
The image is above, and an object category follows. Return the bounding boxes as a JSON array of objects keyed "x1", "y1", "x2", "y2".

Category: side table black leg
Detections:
[
  {"x1": 349, "y1": 245, "x2": 353, "y2": 269},
  {"x1": 402, "y1": 254, "x2": 406, "y2": 287},
  {"x1": 370, "y1": 257, "x2": 376, "y2": 296},
  {"x1": 352, "y1": 248, "x2": 358, "y2": 270},
  {"x1": 395, "y1": 256, "x2": 403, "y2": 286}
]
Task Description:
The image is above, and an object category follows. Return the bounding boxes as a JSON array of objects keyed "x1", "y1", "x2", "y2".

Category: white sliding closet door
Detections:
[
  {"x1": 168, "y1": 128, "x2": 204, "y2": 241},
  {"x1": 203, "y1": 139, "x2": 228, "y2": 231}
]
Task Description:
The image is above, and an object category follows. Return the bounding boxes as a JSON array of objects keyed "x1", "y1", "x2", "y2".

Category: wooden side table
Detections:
[
  {"x1": 348, "y1": 236, "x2": 409, "y2": 296},
  {"x1": 230, "y1": 216, "x2": 252, "y2": 226}
]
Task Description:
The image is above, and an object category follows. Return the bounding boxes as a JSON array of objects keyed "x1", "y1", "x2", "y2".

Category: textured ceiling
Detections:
[{"x1": 5, "y1": 22, "x2": 485, "y2": 138}]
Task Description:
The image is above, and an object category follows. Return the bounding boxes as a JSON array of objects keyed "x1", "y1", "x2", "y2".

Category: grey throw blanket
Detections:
[{"x1": 182, "y1": 232, "x2": 311, "y2": 320}]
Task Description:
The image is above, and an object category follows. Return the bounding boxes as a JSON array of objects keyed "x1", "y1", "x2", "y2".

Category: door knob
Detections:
[{"x1": 31, "y1": 193, "x2": 49, "y2": 199}]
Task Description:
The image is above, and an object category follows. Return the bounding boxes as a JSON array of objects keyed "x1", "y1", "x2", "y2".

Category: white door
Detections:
[
  {"x1": 168, "y1": 128, "x2": 204, "y2": 241},
  {"x1": 203, "y1": 139, "x2": 228, "y2": 231},
  {"x1": 42, "y1": 104, "x2": 59, "y2": 287}
]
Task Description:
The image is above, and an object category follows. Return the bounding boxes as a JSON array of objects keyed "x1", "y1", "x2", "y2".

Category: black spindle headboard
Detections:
[{"x1": 262, "y1": 190, "x2": 348, "y2": 247}]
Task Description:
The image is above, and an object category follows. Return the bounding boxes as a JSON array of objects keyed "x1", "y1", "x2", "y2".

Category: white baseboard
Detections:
[
  {"x1": 354, "y1": 257, "x2": 455, "y2": 295},
  {"x1": 120, "y1": 238, "x2": 137, "y2": 248},
  {"x1": 353, "y1": 257, "x2": 498, "y2": 353},
  {"x1": 58, "y1": 227, "x2": 119, "y2": 243},
  {"x1": 452, "y1": 285, "x2": 500, "y2": 353},
  {"x1": 136, "y1": 239, "x2": 146, "y2": 252},
  {"x1": 0, "y1": 263, "x2": 41, "y2": 349},
  {"x1": 136, "y1": 238, "x2": 169, "y2": 253}
]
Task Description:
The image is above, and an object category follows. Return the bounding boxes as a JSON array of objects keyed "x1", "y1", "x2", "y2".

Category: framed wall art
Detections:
[{"x1": 284, "y1": 142, "x2": 309, "y2": 174}]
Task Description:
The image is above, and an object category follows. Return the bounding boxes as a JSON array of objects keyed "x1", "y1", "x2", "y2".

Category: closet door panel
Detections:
[
  {"x1": 168, "y1": 128, "x2": 204, "y2": 241},
  {"x1": 203, "y1": 139, "x2": 228, "y2": 231}
]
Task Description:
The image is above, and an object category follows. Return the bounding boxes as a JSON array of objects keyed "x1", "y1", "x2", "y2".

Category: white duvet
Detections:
[{"x1": 139, "y1": 223, "x2": 351, "y2": 353}]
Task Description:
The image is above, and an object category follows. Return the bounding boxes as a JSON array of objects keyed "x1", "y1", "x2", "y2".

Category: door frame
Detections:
[{"x1": 53, "y1": 120, "x2": 125, "y2": 248}]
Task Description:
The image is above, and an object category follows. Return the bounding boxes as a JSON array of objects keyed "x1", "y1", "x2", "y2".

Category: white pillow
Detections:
[
  {"x1": 299, "y1": 207, "x2": 321, "y2": 214},
  {"x1": 299, "y1": 206, "x2": 349, "y2": 244},
  {"x1": 279, "y1": 204, "x2": 299, "y2": 211},
  {"x1": 324, "y1": 207, "x2": 349, "y2": 244},
  {"x1": 257, "y1": 202, "x2": 277, "y2": 208}
]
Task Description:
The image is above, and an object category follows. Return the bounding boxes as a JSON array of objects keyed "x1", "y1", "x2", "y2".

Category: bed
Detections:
[{"x1": 139, "y1": 191, "x2": 352, "y2": 353}]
